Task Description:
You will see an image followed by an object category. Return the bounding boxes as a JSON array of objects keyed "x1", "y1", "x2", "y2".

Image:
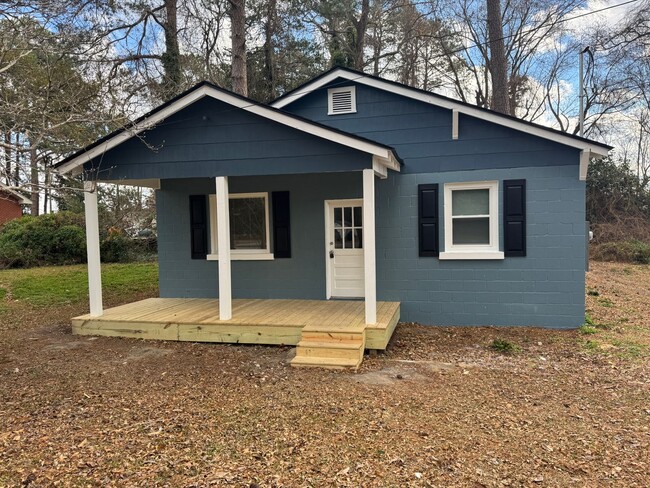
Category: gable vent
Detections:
[{"x1": 328, "y1": 86, "x2": 356, "y2": 115}]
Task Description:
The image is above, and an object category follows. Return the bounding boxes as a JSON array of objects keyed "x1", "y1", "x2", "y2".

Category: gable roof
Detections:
[
  {"x1": 271, "y1": 66, "x2": 612, "y2": 157},
  {"x1": 0, "y1": 183, "x2": 31, "y2": 205},
  {"x1": 55, "y1": 81, "x2": 401, "y2": 176}
]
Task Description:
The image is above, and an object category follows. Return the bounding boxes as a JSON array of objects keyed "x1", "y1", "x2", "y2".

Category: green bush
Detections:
[
  {"x1": 0, "y1": 213, "x2": 157, "y2": 268},
  {"x1": 591, "y1": 240, "x2": 650, "y2": 264},
  {"x1": 0, "y1": 212, "x2": 87, "y2": 267}
]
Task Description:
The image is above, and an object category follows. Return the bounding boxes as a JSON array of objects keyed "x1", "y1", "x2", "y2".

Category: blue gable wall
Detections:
[
  {"x1": 282, "y1": 80, "x2": 581, "y2": 173},
  {"x1": 85, "y1": 96, "x2": 372, "y2": 181}
]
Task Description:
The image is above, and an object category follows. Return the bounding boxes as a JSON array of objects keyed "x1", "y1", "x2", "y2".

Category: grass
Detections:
[
  {"x1": 579, "y1": 325, "x2": 598, "y2": 335},
  {"x1": 489, "y1": 338, "x2": 521, "y2": 354},
  {"x1": 0, "y1": 263, "x2": 158, "y2": 310}
]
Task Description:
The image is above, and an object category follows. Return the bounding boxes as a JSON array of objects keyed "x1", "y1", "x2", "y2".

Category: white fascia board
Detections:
[
  {"x1": 104, "y1": 178, "x2": 161, "y2": 189},
  {"x1": 271, "y1": 69, "x2": 611, "y2": 157},
  {"x1": 57, "y1": 84, "x2": 398, "y2": 175}
]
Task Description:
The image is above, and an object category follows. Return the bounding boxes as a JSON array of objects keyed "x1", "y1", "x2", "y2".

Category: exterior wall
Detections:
[
  {"x1": 376, "y1": 165, "x2": 586, "y2": 328},
  {"x1": 153, "y1": 79, "x2": 588, "y2": 328},
  {"x1": 157, "y1": 173, "x2": 362, "y2": 299},
  {"x1": 0, "y1": 196, "x2": 23, "y2": 224},
  {"x1": 85, "y1": 96, "x2": 373, "y2": 181}
]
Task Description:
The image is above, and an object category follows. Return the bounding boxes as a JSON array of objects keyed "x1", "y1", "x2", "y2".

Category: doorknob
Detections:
[{"x1": 329, "y1": 251, "x2": 334, "y2": 259}]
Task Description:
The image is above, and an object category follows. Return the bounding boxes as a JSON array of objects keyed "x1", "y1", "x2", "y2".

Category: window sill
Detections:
[
  {"x1": 207, "y1": 253, "x2": 274, "y2": 261},
  {"x1": 439, "y1": 251, "x2": 504, "y2": 260}
]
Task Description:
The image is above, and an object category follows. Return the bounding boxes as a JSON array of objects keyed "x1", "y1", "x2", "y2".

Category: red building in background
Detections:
[{"x1": 0, "y1": 183, "x2": 31, "y2": 225}]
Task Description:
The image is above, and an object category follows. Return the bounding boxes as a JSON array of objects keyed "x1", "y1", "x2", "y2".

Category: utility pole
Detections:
[{"x1": 579, "y1": 46, "x2": 591, "y2": 138}]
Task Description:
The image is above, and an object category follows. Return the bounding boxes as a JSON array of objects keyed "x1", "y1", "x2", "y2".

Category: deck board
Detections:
[{"x1": 72, "y1": 298, "x2": 400, "y2": 351}]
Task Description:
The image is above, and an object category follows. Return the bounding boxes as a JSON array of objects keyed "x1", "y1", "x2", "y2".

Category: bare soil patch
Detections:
[{"x1": 1, "y1": 261, "x2": 649, "y2": 487}]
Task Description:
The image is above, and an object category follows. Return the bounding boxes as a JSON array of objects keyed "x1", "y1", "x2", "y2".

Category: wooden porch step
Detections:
[
  {"x1": 290, "y1": 355, "x2": 362, "y2": 370},
  {"x1": 296, "y1": 340, "x2": 363, "y2": 360}
]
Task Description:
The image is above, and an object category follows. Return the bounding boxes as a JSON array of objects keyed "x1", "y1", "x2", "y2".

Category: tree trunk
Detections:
[
  {"x1": 161, "y1": 0, "x2": 181, "y2": 100},
  {"x1": 353, "y1": 0, "x2": 370, "y2": 70},
  {"x1": 230, "y1": 0, "x2": 247, "y2": 96},
  {"x1": 4, "y1": 132, "x2": 11, "y2": 186},
  {"x1": 263, "y1": 0, "x2": 277, "y2": 101},
  {"x1": 29, "y1": 145, "x2": 39, "y2": 216},
  {"x1": 486, "y1": 0, "x2": 510, "y2": 114}
]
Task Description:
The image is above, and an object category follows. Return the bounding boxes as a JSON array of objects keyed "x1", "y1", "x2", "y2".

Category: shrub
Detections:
[
  {"x1": 0, "y1": 212, "x2": 87, "y2": 267},
  {"x1": 101, "y1": 231, "x2": 131, "y2": 263},
  {"x1": 591, "y1": 240, "x2": 650, "y2": 264},
  {"x1": 490, "y1": 338, "x2": 521, "y2": 354}
]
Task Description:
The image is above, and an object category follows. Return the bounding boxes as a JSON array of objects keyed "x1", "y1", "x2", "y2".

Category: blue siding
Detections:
[
  {"x1": 376, "y1": 165, "x2": 586, "y2": 328},
  {"x1": 157, "y1": 165, "x2": 586, "y2": 328},
  {"x1": 86, "y1": 97, "x2": 372, "y2": 181},
  {"x1": 157, "y1": 173, "x2": 362, "y2": 300},
  {"x1": 283, "y1": 80, "x2": 582, "y2": 173}
]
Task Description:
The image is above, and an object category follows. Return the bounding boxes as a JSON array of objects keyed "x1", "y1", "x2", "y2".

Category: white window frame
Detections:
[
  {"x1": 328, "y1": 86, "x2": 357, "y2": 115},
  {"x1": 207, "y1": 192, "x2": 274, "y2": 261},
  {"x1": 440, "y1": 181, "x2": 504, "y2": 260}
]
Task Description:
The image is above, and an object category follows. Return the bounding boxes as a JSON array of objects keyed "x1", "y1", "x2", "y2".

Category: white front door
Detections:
[{"x1": 326, "y1": 199, "x2": 365, "y2": 298}]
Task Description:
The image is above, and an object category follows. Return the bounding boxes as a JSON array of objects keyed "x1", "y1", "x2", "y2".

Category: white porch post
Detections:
[
  {"x1": 363, "y1": 168, "x2": 377, "y2": 324},
  {"x1": 83, "y1": 180, "x2": 103, "y2": 316},
  {"x1": 215, "y1": 176, "x2": 232, "y2": 320}
]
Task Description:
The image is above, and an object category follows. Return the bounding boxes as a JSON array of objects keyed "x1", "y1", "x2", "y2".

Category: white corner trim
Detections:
[
  {"x1": 579, "y1": 150, "x2": 591, "y2": 181},
  {"x1": 452, "y1": 109, "x2": 459, "y2": 140},
  {"x1": 271, "y1": 69, "x2": 610, "y2": 157},
  {"x1": 57, "y1": 83, "x2": 399, "y2": 175},
  {"x1": 207, "y1": 253, "x2": 274, "y2": 261},
  {"x1": 439, "y1": 251, "x2": 505, "y2": 260},
  {"x1": 363, "y1": 169, "x2": 377, "y2": 325}
]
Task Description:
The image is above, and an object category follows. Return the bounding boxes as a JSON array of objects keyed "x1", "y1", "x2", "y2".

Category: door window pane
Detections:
[
  {"x1": 452, "y1": 217, "x2": 490, "y2": 245},
  {"x1": 353, "y1": 206, "x2": 362, "y2": 227},
  {"x1": 344, "y1": 207, "x2": 352, "y2": 227},
  {"x1": 334, "y1": 207, "x2": 342, "y2": 228},
  {"x1": 353, "y1": 228, "x2": 363, "y2": 248},
  {"x1": 344, "y1": 229, "x2": 353, "y2": 248},
  {"x1": 229, "y1": 197, "x2": 266, "y2": 249},
  {"x1": 334, "y1": 229, "x2": 343, "y2": 249},
  {"x1": 452, "y1": 189, "x2": 489, "y2": 216}
]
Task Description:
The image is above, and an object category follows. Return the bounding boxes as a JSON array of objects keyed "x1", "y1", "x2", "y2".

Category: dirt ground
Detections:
[{"x1": 1, "y1": 262, "x2": 649, "y2": 487}]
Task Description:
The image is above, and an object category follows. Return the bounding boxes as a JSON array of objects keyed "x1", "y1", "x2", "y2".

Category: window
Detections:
[
  {"x1": 208, "y1": 192, "x2": 273, "y2": 260},
  {"x1": 328, "y1": 86, "x2": 356, "y2": 115},
  {"x1": 440, "y1": 181, "x2": 504, "y2": 260}
]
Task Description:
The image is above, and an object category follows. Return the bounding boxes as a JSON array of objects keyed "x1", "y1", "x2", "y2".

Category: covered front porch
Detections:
[{"x1": 72, "y1": 297, "x2": 400, "y2": 368}]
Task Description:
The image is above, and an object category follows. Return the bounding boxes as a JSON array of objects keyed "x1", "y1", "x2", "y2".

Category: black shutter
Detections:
[
  {"x1": 418, "y1": 184, "x2": 439, "y2": 257},
  {"x1": 504, "y1": 179, "x2": 526, "y2": 257},
  {"x1": 272, "y1": 191, "x2": 291, "y2": 258},
  {"x1": 189, "y1": 195, "x2": 208, "y2": 259}
]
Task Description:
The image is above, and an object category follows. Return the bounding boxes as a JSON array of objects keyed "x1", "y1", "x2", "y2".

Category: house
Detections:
[
  {"x1": 54, "y1": 67, "x2": 611, "y2": 368},
  {"x1": 0, "y1": 183, "x2": 31, "y2": 225}
]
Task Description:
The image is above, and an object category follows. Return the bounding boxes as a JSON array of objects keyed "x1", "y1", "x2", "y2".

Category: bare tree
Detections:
[{"x1": 486, "y1": 0, "x2": 510, "y2": 113}]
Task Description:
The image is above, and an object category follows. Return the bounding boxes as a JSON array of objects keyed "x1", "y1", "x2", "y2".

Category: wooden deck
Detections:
[{"x1": 72, "y1": 298, "x2": 400, "y2": 369}]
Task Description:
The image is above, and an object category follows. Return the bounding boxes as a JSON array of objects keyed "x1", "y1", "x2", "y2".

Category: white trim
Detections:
[
  {"x1": 363, "y1": 169, "x2": 377, "y2": 325},
  {"x1": 207, "y1": 253, "x2": 274, "y2": 261},
  {"x1": 579, "y1": 150, "x2": 591, "y2": 181},
  {"x1": 444, "y1": 181, "x2": 500, "y2": 256},
  {"x1": 83, "y1": 181, "x2": 103, "y2": 316},
  {"x1": 325, "y1": 198, "x2": 364, "y2": 300},
  {"x1": 439, "y1": 251, "x2": 504, "y2": 260},
  {"x1": 271, "y1": 69, "x2": 610, "y2": 157},
  {"x1": 208, "y1": 192, "x2": 272, "y2": 259},
  {"x1": 215, "y1": 177, "x2": 232, "y2": 320},
  {"x1": 56, "y1": 83, "x2": 399, "y2": 175},
  {"x1": 452, "y1": 109, "x2": 459, "y2": 140},
  {"x1": 328, "y1": 86, "x2": 356, "y2": 115}
]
